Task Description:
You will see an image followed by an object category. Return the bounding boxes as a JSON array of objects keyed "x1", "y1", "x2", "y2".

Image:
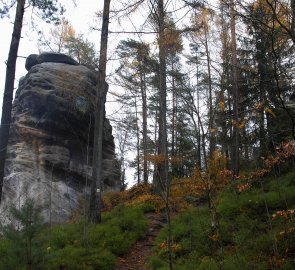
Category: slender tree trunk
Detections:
[
  {"x1": 152, "y1": 109, "x2": 158, "y2": 185},
  {"x1": 141, "y1": 71, "x2": 148, "y2": 183},
  {"x1": 258, "y1": 65, "x2": 267, "y2": 156},
  {"x1": 230, "y1": 0, "x2": 239, "y2": 178},
  {"x1": 135, "y1": 96, "x2": 141, "y2": 184},
  {"x1": 157, "y1": 1, "x2": 172, "y2": 269},
  {"x1": 119, "y1": 129, "x2": 128, "y2": 190},
  {"x1": 291, "y1": 0, "x2": 295, "y2": 38},
  {"x1": 157, "y1": 0, "x2": 169, "y2": 193},
  {"x1": 183, "y1": 89, "x2": 208, "y2": 170},
  {"x1": 254, "y1": 23, "x2": 268, "y2": 156},
  {"x1": 196, "y1": 67, "x2": 202, "y2": 168},
  {"x1": 0, "y1": 0, "x2": 26, "y2": 203},
  {"x1": 220, "y1": 2, "x2": 230, "y2": 168},
  {"x1": 89, "y1": 0, "x2": 111, "y2": 223},
  {"x1": 204, "y1": 25, "x2": 214, "y2": 158},
  {"x1": 171, "y1": 61, "x2": 178, "y2": 175},
  {"x1": 227, "y1": 68, "x2": 233, "y2": 166}
]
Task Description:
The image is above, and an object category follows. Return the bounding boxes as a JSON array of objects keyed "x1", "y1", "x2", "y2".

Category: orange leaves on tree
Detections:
[
  {"x1": 252, "y1": 0, "x2": 291, "y2": 38},
  {"x1": 254, "y1": 102, "x2": 264, "y2": 110},
  {"x1": 165, "y1": 150, "x2": 230, "y2": 211},
  {"x1": 239, "y1": 120, "x2": 246, "y2": 129},
  {"x1": 218, "y1": 100, "x2": 225, "y2": 112},
  {"x1": 264, "y1": 106, "x2": 276, "y2": 118},
  {"x1": 102, "y1": 183, "x2": 159, "y2": 211},
  {"x1": 232, "y1": 118, "x2": 247, "y2": 129},
  {"x1": 237, "y1": 182, "x2": 251, "y2": 193},
  {"x1": 162, "y1": 27, "x2": 182, "y2": 53},
  {"x1": 146, "y1": 154, "x2": 166, "y2": 165},
  {"x1": 210, "y1": 128, "x2": 217, "y2": 135},
  {"x1": 126, "y1": 192, "x2": 164, "y2": 212},
  {"x1": 251, "y1": 168, "x2": 271, "y2": 178},
  {"x1": 251, "y1": 140, "x2": 295, "y2": 178},
  {"x1": 272, "y1": 209, "x2": 295, "y2": 220},
  {"x1": 272, "y1": 208, "x2": 295, "y2": 261},
  {"x1": 170, "y1": 155, "x2": 183, "y2": 165}
]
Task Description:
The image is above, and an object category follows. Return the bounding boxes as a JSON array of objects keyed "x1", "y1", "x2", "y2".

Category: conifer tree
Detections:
[
  {"x1": 89, "y1": 0, "x2": 111, "y2": 224},
  {"x1": 116, "y1": 39, "x2": 152, "y2": 183},
  {"x1": 230, "y1": 0, "x2": 240, "y2": 177}
]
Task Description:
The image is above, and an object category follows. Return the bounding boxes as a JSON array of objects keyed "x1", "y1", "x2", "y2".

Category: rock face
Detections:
[{"x1": 0, "y1": 53, "x2": 120, "y2": 224}]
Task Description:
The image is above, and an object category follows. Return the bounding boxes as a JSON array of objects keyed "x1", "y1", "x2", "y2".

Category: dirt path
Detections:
[{"x1": 114, "y1": 213, "x2": 166, "y2": 270}]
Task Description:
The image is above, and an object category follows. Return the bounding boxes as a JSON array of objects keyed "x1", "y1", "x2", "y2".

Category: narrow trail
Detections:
[{"x1": 114, "y1": 212, "x2": 166, "y2": 270}]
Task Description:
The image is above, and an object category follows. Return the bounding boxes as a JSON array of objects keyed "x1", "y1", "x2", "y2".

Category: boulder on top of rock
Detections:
[
  {"x1": 25, "y1": 52, "x2": 79, "y2": 71},
  {"x1": 25, "y1": 54, "x2": 38, "y2": 71}
]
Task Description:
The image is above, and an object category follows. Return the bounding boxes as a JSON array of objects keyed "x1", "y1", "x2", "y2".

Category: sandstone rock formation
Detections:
[{"x1": 0, "y1": 53, "x2": 120, "y2": 224}]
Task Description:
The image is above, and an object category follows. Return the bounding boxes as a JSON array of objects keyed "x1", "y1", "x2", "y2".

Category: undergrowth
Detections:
[
  {"x1": 149, "y1": 170, "x2": 295, "y2": 270},
  {"x1": 1, "y1": 145, "x2": 295, "y2": 269},
  {"x1": 0, "y1": 204, "x2": 148, "y2": 270}
]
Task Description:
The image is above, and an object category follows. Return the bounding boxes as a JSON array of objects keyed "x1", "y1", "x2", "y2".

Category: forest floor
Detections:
[{"x1": 114, "y1": 212, "x2": 166, "y2": 270}]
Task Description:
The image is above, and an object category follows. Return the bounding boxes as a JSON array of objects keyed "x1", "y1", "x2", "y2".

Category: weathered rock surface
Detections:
[{"x1": 0, "y1": 54, "x2": 120, "y2": 224}]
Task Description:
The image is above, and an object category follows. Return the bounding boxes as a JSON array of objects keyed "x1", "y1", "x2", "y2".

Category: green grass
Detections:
[
  {"x1": 0, "y1": 205, "x2": 148, "y2": 270},
  {"x1": 149, "y1": 171, "x2": 295, "y2": 270}
]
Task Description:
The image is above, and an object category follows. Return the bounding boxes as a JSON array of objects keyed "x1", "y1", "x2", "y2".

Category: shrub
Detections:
[{"x1": 1, "y1": 204, "x2": 148, "y2": 270}]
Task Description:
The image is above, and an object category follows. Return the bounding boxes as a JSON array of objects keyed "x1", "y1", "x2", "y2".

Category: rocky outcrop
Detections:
[{"x1": 0, "y1": 53, "x2": 120, "y2": 224}]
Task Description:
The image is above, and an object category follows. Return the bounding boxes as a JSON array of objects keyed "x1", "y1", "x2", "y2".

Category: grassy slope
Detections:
[
  {"x1": 0, "y1": 205, "x2": 148, "y2": 270},
  {"x1": 149, "y1": 171, "x2": 295, "y2": 270},
  {"x1": 1, "y1": 171, "x2": 294, "y2": 270}
]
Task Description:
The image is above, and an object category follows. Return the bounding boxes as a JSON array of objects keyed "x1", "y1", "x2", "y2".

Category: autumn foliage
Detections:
[
  {"x1": 104, "y1": 141, "x2": 295, "y2": 218},
  {"x1": 251, "y1": 140, "x2": 295, "y2": 178}
]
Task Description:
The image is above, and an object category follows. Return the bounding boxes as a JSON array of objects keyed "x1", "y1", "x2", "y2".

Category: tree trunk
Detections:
[
  {"x1": 89, "y1": 0, "x2": 111, "y2": 223},
  {"x1": 152, "y1": 109, "x2": 158, "y2": 185},
  {"x1": 157, "y1": 1, "x2": 172, "y2": 269},
  {"x1": 230, "y1": 0, "x2": 239, "y2": 178},
  {"x1": 291, "y1": 0, "x2": 295, "y2": 39},
  {"x1": 135, "y1": 96, "x2": 141, "y2": 184},
  {"x1": 171, "y1": 60, "x2": 178, "y2": 175},
  {"x1": 220, "y1": 2, "x2": 231, "y2": 168},
  {"x1": 204, "y1": 25, "x2": 214, "y2": 158},
  {"x1": 196, "y1": 68, "x2": 202, "y2": 168},
  {"x1": 157, "y1": 0, "x2": 169, "y2": 193},
  {"x1": 141, "y1": 71, "x2": 148, "y2": 183},
  {"x1": 0, "y1": 0, "x2": 26, "y2": 203}
]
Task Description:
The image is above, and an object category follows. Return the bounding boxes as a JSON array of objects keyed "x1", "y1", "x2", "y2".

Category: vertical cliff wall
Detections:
[{"x1": 0, "y1": 53, "x2": 120, "y2": 223}]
